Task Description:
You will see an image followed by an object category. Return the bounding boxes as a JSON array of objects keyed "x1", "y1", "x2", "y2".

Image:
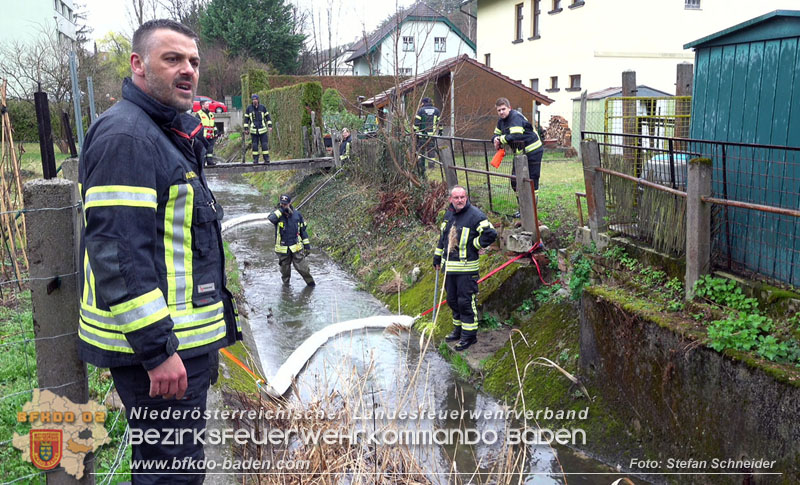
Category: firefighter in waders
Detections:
[
  {"x1": 433, "y1": 185, "x2": 497, "y2": 351},
  {"x1": 267, "y1": 194, "x2": 316, "y2": 286},
  {"x1": 195, "y1": 99, "x2": 217, "y2": 166},
  {"x1": 245, "y1": 93, "x2": 272, "y2": 163}
]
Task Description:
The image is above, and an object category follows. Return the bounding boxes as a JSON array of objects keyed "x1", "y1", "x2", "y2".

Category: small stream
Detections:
[{"x1": 208, "y1": 172, "x2": 642, "y2": 484}]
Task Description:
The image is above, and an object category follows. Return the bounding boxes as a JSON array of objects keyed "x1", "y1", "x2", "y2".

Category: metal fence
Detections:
[
  {"x1": 428, "y1": 135, "x2": 520, "y2": 216},
  {"x1": 584, "y1": 130, "x2": 800, "y2": 288}
]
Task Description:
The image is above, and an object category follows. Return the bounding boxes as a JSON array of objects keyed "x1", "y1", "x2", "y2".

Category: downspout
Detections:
[{"x1": 450, "y1": 70, "x2": 455, "y2": 136}]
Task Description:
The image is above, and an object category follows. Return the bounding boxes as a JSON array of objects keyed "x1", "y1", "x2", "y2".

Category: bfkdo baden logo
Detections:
[{"x1": 30, "y1": 429, "x2": 63, "y2": 470}]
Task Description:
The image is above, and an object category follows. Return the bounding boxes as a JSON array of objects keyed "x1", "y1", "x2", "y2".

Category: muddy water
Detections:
[{"x1": 208, "y1": 172, "x2": 643, "y2": 485}]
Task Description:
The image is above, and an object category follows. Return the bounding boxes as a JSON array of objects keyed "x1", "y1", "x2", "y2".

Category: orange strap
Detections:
[{"x1": 219, "y1": 347, "x2": 264, "y2": 385}]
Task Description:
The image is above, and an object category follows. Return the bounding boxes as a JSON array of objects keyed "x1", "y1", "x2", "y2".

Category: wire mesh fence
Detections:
[{"x1": 584, "y1": 130, "x2": 800, "y2": 288}]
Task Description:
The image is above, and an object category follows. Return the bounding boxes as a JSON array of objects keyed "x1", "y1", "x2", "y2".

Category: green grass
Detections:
[{"x1": 17, "y1": 143, "x2": 72, "y2": 180}]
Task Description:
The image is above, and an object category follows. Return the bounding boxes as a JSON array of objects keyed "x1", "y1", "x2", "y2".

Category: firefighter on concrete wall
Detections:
[
  {"x1": 195, "y1": 99, "x2": 217, "y2": 166},
  {"x1": 267, "y1": 194, "x2": 316, "y2": 286},
  {"x1": 245, "y1": 93, "x2": 272, "y2": 163},
  {"x1": 433, "y1": 185, "x2": 497, "y2": 351}
]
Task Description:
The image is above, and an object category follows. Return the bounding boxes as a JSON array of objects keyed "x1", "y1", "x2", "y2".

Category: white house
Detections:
[
  {"x1": 2, "y1": 0, "x2": 77, "y2": 45},
  {"x1": 346, "y1": 3, "x2": 476, "y2": 76},
  {"x1": 472, "y1": 0, "x2": 800, "y2": 130}
]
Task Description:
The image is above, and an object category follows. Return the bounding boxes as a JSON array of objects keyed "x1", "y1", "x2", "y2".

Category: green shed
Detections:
[{"x1": 685, "y1": 10, "x2": 800, "y2": 287}]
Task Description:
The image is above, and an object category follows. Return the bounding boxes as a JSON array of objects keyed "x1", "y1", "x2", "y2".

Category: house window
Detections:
[
  {"x1": 53, "y1": 0, "x2": 59, "y2": 11},
  {"x1": 402, "y1": 36, "x2": 415, "y2": 52},
  {"x1": 434, "y1": 37, "x2": 446, "y2": 52},
  {"x1": 484, "y1": 53, "x2": 491, "y2": 67},
  {"x1": 547, "y1": 76, "x2": 559, "y2": 92},
  {"x1": 514, "y1": 3, "x2": 523, "y2": 42},
  {"x1": 569, "y1": 0, "x2": 585, "y2": 8},
  {"x1": 530, "y1": 78, "x2": 539, "y2": 91},
  {"x1": 551, "y1": 0, "x2": 562, "y2": 12},
  {"x1": 685, "y1": 0, "x2": 700, "y2": 9},
  {"x1": 567, "y1": 74, "x2": 581, "y2": 90},
  {"x1": 398, "y1": 68, "x2": 412, "y2": 76},
  {"x1": 531, "y1": 0, "x2": 541, "y2": 38}
]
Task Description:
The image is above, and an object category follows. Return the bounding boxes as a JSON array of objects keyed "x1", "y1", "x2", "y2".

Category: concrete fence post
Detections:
[
  {"x1": 685, "y1": 158, "x2": 712, "y2": 300},
  {"x1": 514, "y1": 154, "x2": 536, "y2": 232},
  {"x1": 580, "y1": 139, "x2": 608, "y2": 243},
  {"x1": 439, "y1": 140, "x2": 458, "y2": 189},
  {"x1": 23, "y1": 178, "x2": 91, "y2": 484}
]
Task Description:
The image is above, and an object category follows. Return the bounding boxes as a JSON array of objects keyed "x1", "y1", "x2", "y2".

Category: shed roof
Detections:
[
  {"x1": 345, "y1": 3, "x2": 475, "y2": 63},
  {"x1": 362, "y1": 54, "x2": 554, "y2": 108},
  {"x1": 571, "y1": 85, "x2": 673, "y2": 101},
  {"x1": 685, "y1": 10, "x2": 800, "y2": 49}
]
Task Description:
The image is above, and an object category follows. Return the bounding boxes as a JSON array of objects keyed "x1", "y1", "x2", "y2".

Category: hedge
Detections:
[
  {"x1": 256, "y1": 81, "x2": 322, "y2": 159},
  {"x1": 4, "y1": 100, "x2": 64, "y2": 143}
]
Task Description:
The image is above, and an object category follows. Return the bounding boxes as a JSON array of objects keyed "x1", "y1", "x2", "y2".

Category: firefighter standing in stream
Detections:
[
  {"x1": 195, "y1": 99, "x2": 217, "y2": 166},
  {"x1": 433, "y1": 186, "x2": 497, "y2": 351},
  {"x1": 267, "y1": 194, "x2": 316, "y2": 286},
  {"x1": 245, "y1": 93, "x2": 272, "y2": 163}
]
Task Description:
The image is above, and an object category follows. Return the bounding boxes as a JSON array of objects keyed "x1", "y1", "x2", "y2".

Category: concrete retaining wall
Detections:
[{"x1": 580, "y1": 287, "x2": 800, "y2": 483}]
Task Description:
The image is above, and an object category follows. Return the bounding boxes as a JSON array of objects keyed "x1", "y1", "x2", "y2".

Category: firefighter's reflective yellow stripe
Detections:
[
  {"x1": 508, "y1": 126, "x2": 525, "y2": 134},
  {"x1": 81, "y1": 299, "x2": 222, "y2": 332},
  {"x1": 83, "y1": 250, "x2": 95, "y2": 307},
  {"x1": 477, "y1": 219, "x2": 493, "y2": 233},
  {"x1": 473, "y1": 237, "x2": 483, "y2": 250},
  {"x1": 415, "y1": 115, "x2": 422, "y2": 120},
  {"x1": 84, "y1": 185, "x2": 157, "y2": 209},
  {"x1": 434, "y1": 248, "x2": 444, "y2": 256},
  {"x1": 79, "y1": 317, "x2": 226, "y2": 352},
  {"x1": 494, "y1": 128, "x2": 502, "y2": 135},
  {"x1": 499, "y1": 135, "x2": 508, "y2": 145},
  {"x1": 108, "y1": 288, "x2": 169, "y2": 333},
  {"x1": 444, "y1": 260, "x2": 480, "y2": 272},
  {"x1": 452, "y1": 319, "x2": 462, "y2": 328},
  {"x1": 79, "y1": 324, "x2": 135, "y2": 353},
  {"x1": 272, "y1": 209, "x2": 282, "y2": 218},
  {"x1": 459, "y1": 227, "x2": 470, "y2": 259},
  {"x1": 164, "y1": 184, "x2": 193, "y2": 311},
  {"x1": 440, "y1": 221, "x2": 447, "y2": 231},
  {"x1": 174, "y1": 320, "x2": 226, "y2": 349},
  {"x1": 275, "y1": 242, "x2": 304, "y2": 253},
  {"x1": 172, "y1": 302, "x2": 224, "y2": 328},
  {"x1": 525, "y1": 140, "x2": 543, "y2": 152},
  {"x1": 302, "y1": 238, "x2": 310, "y2": 245}
]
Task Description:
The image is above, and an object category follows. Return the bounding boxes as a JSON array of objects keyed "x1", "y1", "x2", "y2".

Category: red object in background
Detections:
[
  {"x1": 192, "y1": 96, "x2": 228, "y2": 113},
  {"x1": 490, "y1": 148, "x2": 505, "y2": 168}
]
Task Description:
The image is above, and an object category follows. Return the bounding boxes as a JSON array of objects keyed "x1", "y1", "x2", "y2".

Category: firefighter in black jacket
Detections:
[
  {"x1": 433, "y1": 186, "x2": 497, "y2": 351},
  {"x1": 195, "y1": 99, "x2": 217, "y2": 166},
  {"x1": 245, "y1": 93, "x2": 272, "y2": 163},
  {"x1": 492, "y1": 97, "x2": 543, "y2": 203},
  {"x1": 267, "y1": 194, "x2": 316, "y2": 286},
  {"x1": 339, "y1": 128, "x2": 352, "y2": 163},
  {"x1": 78, "y1": 20, "x2": 241, "y2": 483},
  {"x1": 414, "y1": 97, "x2": 441, "y2": 176}
]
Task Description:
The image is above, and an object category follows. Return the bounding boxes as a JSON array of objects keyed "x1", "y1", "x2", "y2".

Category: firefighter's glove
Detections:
[{"x1": 433, "y1": 255, "x2": 441, "y2": 268}]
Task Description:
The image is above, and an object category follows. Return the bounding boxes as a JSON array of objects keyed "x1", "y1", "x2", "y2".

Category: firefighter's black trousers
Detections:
[
  {"x1": 510, "y1": 149, "x2": 543, "y2": 191},
  {"x1": 111, "y1": 354, "x2": 213, "y2": 484},
  {"x1": 444, "y1": 272, "x2": 479, "y2": 332}
]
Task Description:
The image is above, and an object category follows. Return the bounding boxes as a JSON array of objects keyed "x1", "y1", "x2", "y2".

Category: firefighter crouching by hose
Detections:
[
  {"x1": 433, "y1": 185, "x2": 497, "y2": 351},
  {"x1": 267, "y1": 194, "x2": 316, "y2": 286},
  {"x1": 195, "y1": 99, "x2": 217, "y2": 166},
  {"x1": 245, "y1": 93, "x2": 272, "y2": 163}
]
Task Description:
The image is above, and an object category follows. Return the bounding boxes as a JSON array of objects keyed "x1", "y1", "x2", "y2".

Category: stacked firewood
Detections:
[{"x1": 545, "y1": 115, "x2": 572, "y2": 147}]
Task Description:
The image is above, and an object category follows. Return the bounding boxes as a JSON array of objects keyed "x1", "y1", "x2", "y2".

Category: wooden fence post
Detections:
[
  {"x1": 439, "y1": 140, "x2": 458, "y2": 189},
  {"x1": 331, "y1": 130, "x2": 341, "y2": 168},
  {"x1": 685, "y1": 158, "x2": 712, "y2": 300},
  {"x1": 514, "y1": 154, "x2": 536, "y2": 233},
  {"x1": 580, "y1": 139, "x2": 608, "y2": 244}
]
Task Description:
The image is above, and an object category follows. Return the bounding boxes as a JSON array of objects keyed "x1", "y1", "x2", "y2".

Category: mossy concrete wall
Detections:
[{"x1": 580, "y1": 287, "x2": 800, "y2": 483}]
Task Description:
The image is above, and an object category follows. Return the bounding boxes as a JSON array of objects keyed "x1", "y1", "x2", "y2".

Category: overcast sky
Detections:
[{"x1": 81, "y1": 0, "x2": 416, "y2": 47}]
